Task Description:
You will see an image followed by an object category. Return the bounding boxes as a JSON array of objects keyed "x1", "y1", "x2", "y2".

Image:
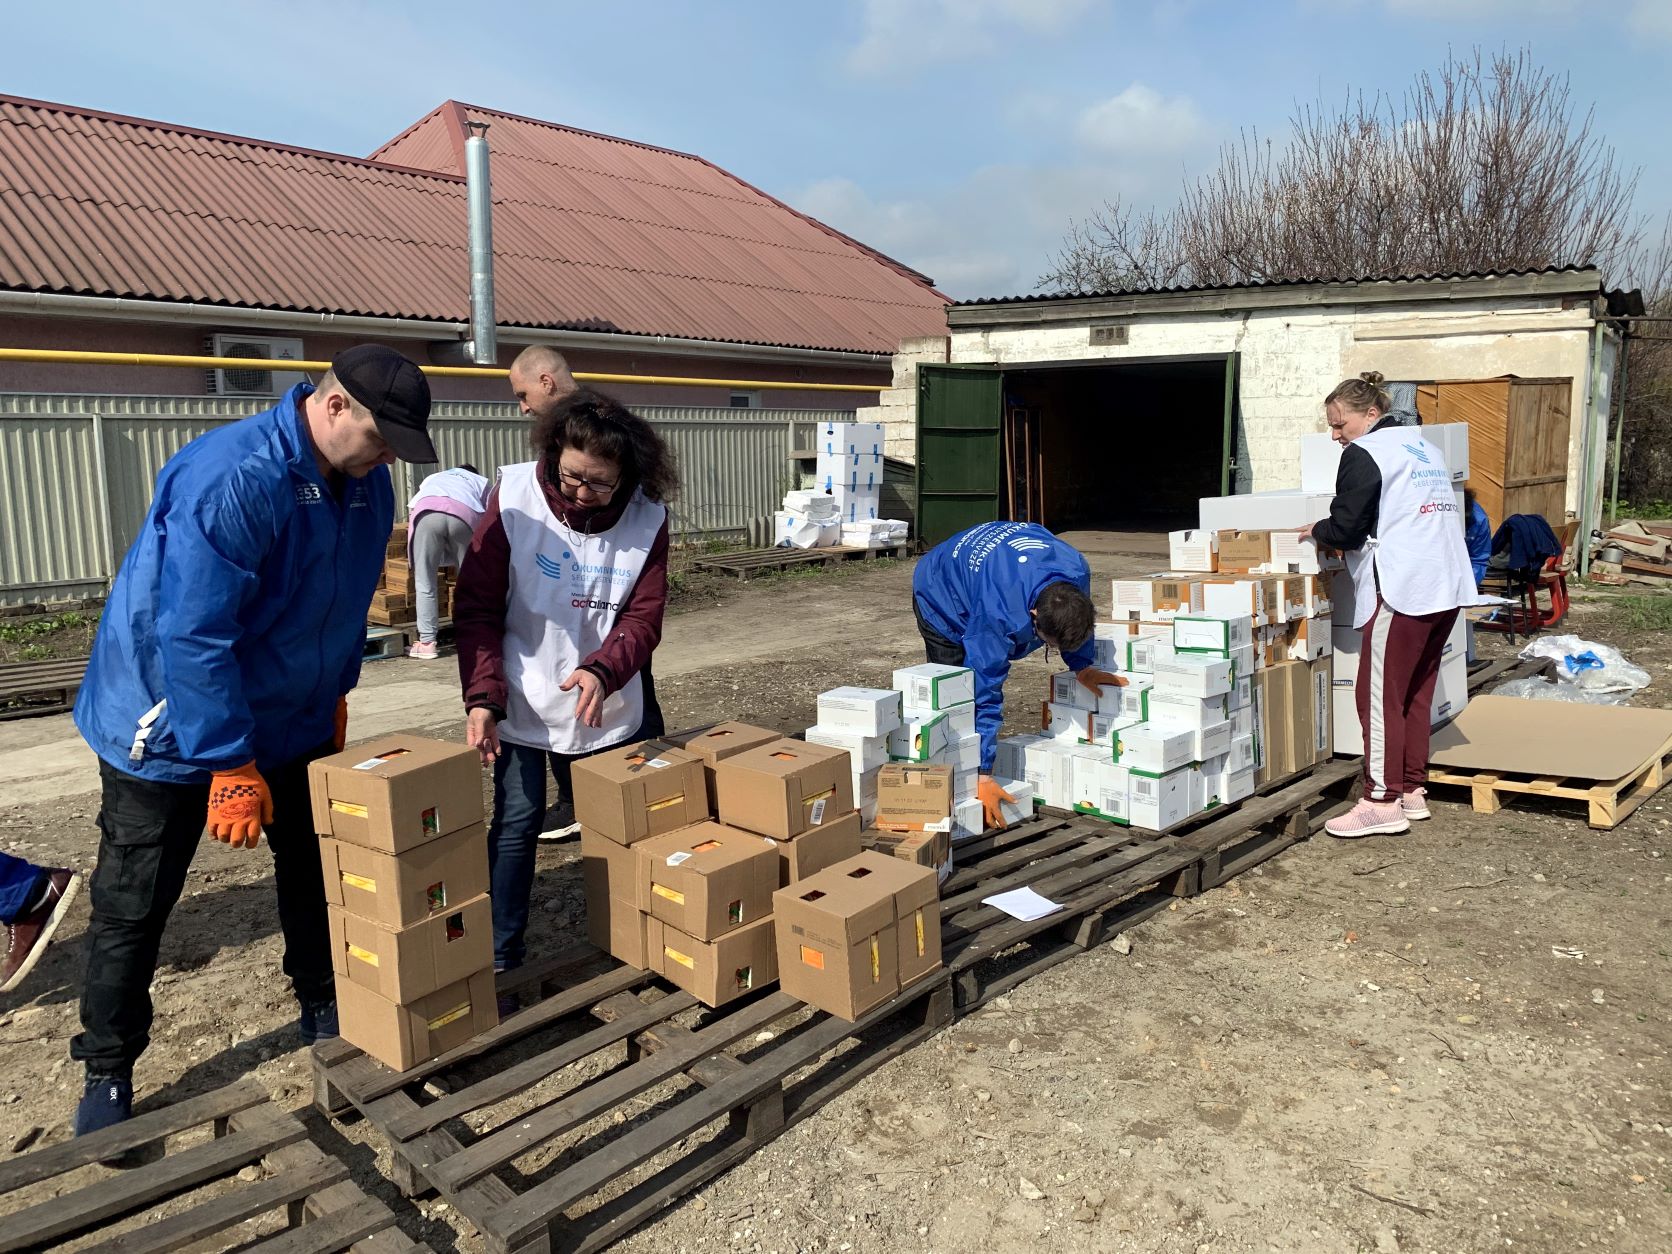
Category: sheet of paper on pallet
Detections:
[{"x1": 981, "y1": 887, "x2": 1064, "y2": 921}]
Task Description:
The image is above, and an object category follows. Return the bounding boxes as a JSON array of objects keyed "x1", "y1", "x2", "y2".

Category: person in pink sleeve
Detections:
[
  {"x1": 453, "y1": 388, "x2": 677, "y2": 985},
  {"x1": 406, "y1": 464, "x2": 490, "y2": 659}
]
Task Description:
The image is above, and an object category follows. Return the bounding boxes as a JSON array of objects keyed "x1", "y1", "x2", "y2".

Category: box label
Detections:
[
  {"x1": 665, "y1": 851, "x2": 693, "y2": 866},
  {"x1": 810, "y1": 797, "x2": 828, "y2": 825},
  {"x1": 427, "y1": 1001, "x2": 471, "y2": 1030},
  {"x1": 646, "y1": 757, "x2": 672, "y2": 769}
]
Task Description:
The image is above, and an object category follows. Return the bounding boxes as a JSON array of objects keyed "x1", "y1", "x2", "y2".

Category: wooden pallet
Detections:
[
  {"x1": 1427, "y1": 733, "x2": 1672, "y2": 829},
  {"x1": 0, "y1": 655, "x2": 89, "y2": 720},
  {"x1": 365, "y1": 625, "x2": 414, "y2": 660},
  {"x1": 0, "y1": 1078, "x2": 426, "y2": 1253},
  {"x1": 691, "y1": 543, "x2": 907, "y2": 582},
  {"x1": 311, "y1": 756, "x2": 1361, "y2": 1254}
]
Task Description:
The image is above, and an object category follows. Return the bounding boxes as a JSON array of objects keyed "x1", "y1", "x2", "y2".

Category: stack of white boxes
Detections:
[
  {"x1": 888, "y1": 663, "x2": 990, "y2": 840},
  {"x1": 774, "y1": 488, "x2": 839, "y2": 549},
  {"x1": 817, "y1": 421, "x2": 885, "y2": 524},
  {"x1": 806, "y1": 687, "x2": 902, "y2": 824}
]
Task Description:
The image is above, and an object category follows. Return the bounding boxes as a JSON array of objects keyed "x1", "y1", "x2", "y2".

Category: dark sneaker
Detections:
[
  {"x1": 299, "y1": 1000, "x2": 339, "y2": 1045},
  {"x1": 75, "y1": 1075, "x2": 133, "y2": 1137},
  {"x1": 2, "y1": 868, "x2": 81, "y2": 994},
  {"x1": 538, "y1": 799, "x2": 579, "y2": 842}
]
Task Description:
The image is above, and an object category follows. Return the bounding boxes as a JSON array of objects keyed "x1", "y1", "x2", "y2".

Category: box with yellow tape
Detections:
[
  {"x1": 334, "y1": 967, "x2": 498, "y2": 1072},
  {"x1": 570, "y1": 739, "x2": 710, "y2": 847},
  {"x1": 645, "y1": 915, "x2": 776, "y2": 1008},
  {"x1": 328, "y1": 894, "x2": 493, "y2": 1003},
  {"x1": 320, "y1": 823, "x2": 489, "y2": 929},
  {"x1": 713, "y1": 737, "x2": 855, "y2": 840},
  {"x1": 771, "y1": 853, "x2": 903, "y2": 1021},
  {"x1": 634, "y1": 821, "x2": 779, "y2": 941},
  {"x1": 308, "y1": 735, "x2": 483, "y2": 854}
]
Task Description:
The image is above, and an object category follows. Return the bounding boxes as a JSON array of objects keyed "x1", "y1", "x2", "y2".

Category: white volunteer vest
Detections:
[
  {"x1": 495, "y1": 463, "x2": 665, "y2": 753},
  {"x1": 1344, "y1": 428, "x2": 1480, "y2": 629}
]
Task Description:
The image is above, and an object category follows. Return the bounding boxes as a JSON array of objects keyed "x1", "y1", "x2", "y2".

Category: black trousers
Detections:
[
  {"x1": 72, "y1": 742, "x2": 336, "y2": 1077},
  {"x1": 913, "y1": 596, "x2": 966, "y2": 667}
]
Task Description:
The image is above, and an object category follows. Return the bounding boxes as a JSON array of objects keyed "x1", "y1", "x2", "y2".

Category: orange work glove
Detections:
[
  {"x1": 1076, "y1": 667, "x2": 1125, "y2": 697},
  {"x1": 976, "y1": 774, "x2": 1016, "y2": 832},
  {"x1": 207, "y1": 761, "x2": 273, "y2": 849},
  {"x1": 334, "y1": 697, "x2": 348, "y2": 751}
]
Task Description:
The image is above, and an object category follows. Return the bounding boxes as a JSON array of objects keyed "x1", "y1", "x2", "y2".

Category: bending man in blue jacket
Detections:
[
  {"x1": 913, "y1": 522, "x2": 1116, "y2": 829},
  {"x1": 70, "y1": 346, "x2": 435, "y2": 1135}
]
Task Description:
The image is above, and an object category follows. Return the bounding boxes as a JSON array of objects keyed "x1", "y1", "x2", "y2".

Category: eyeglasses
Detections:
[{"x1": 557, "y1": 467, "x2": 619, "y2": 496}]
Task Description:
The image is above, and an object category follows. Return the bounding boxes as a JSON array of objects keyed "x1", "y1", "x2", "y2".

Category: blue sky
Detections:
[{"x1": 6, "y1": 0, "x2": 1668, "y2": 299}]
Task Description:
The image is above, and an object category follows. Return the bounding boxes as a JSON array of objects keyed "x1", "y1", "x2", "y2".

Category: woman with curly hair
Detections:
[{"x1": 454, "y1": 387, "x2": 678, "y2": 978}]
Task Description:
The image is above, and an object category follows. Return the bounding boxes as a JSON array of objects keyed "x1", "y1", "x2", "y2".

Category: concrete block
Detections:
[{"x1": 880, "y1": 387, "x2": 916, "y2": 408}]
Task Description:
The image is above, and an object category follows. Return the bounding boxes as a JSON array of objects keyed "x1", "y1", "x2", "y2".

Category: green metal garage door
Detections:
[{"x1": 916, "y1": 364, "x2": 1003, "y2": 546}]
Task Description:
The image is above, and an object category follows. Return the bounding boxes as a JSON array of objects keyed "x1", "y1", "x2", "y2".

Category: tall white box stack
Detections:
[
  {"x1": 817, "y1": 421, "x2": 885, "y2": 524},
  {"x1": 891, "y1": 663, "x2": 982, "y2": 838},
  {"x1": 810, "y1": 686, "x2": 903, "y2": 824}
]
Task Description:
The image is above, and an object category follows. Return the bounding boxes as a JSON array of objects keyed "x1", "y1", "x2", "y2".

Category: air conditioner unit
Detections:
[{"x1": 206, "y1": 334, "x2": 308, "y2": 396}]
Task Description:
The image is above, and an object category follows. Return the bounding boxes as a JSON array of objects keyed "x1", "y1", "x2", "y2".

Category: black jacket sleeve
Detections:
[{"x1": 1312, "y1": 444, "x2": 1381, "y2": 551}]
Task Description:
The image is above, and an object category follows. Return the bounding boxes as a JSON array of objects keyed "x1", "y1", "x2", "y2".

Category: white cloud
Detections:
[
  {"x1": 1628, "y1": 0, "x2": 1672, "y2": 37},
  {"x1": 844, "y1": 0, "x2": 1105, "y2": 76},
  {"x1": 1076, "y1": 84, "x2": 1204, "y2": 156}
]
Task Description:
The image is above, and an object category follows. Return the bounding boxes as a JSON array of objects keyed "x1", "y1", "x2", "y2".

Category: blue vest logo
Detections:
[
  {"x1": 535, "y1": 553, "x2": 564, "y2": 579},
  {"x1": 1403, "y1": 443, "x2": 1431, "y2": 464}
]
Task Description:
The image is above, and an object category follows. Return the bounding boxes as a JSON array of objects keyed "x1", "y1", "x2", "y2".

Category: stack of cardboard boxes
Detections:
[
  {"x1": 573, "y1": 732, "x2": 866, "y2": 1009},
  {"x1": 368, "y1": 524, "x2": 415, "y2": 627},
  {"x1": 308, "y1": 736, "x2": 499, "y2": 1070},
  {"x1": 816, "y1": 420, "x2": 885, "y2": 524}
]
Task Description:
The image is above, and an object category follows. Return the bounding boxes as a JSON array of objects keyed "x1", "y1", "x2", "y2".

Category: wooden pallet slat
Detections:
[{"x1": 241, "y1": 1197, "x2": 395, "y2": 1254}]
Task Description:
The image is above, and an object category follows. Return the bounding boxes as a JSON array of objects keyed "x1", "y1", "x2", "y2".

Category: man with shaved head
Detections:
[{"x1": 508, "y1": 345, "x2": 578, "y2": 419}]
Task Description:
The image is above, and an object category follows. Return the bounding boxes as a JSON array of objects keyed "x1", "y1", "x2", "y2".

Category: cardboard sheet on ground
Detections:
[{"x1": 1429, "y1": 695, "x2": 1672, "y2": 781}]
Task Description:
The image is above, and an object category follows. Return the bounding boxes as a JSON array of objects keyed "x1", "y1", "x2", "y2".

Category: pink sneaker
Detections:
[
  {"x1": 407, "y1": 640, "x2": 439, "y2": 660},
  {"x1": 1401, "y1": 789, "x2": 1432, "y2": 821},
  {"x1": 1325, "y1": 798, "x2": 1411, "y2": 839}
]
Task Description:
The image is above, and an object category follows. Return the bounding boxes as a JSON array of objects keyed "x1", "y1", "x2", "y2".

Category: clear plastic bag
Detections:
[{"x1": 1507, "y1": 634, "x2": 1651, "y2": 703}]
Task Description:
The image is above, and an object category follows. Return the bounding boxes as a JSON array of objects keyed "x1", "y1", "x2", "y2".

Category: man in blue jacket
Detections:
[
  {"x1": 70, "y1": 345, "x2": 435, "y2": 1135},
  {"x1": 912, "y1": 522, "x2": 1116, "y2": 828}
]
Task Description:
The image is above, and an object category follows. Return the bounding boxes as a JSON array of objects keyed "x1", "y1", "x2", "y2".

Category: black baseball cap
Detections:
[{"x1": 331, "y1": 345, "x2": 436, "y2": 463}]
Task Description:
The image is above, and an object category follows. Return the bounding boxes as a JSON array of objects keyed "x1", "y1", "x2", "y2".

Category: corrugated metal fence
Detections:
[{"x1": 0, "y1": 394, "x2": 840, "y2": 605}]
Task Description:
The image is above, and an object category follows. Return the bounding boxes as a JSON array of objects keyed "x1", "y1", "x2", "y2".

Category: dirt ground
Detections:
[{"x1": 3, "y1": 552, "x2": 1671, "y2": 1254}]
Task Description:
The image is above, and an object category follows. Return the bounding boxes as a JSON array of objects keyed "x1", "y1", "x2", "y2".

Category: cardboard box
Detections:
[
  {"x1": 1147, "y1": 692, "x2": 1230, "y2": 732},
  {"x1": 637, "y1": 821, "x2": 780, "y2": 940},
  {"x1": 1199, "y1": 490, "x2": 1337, "y2": 533},
  {"x1": 1215, "y1": 530, "x2": 1272, "y2": 574},
  {"x1": 1173, "y1": 615, "x2": 1253, "y2": 654},
  {"x1": 773, "y1": 860, "x2": 900, "y2": 1020},
  {"x1": 1113, "y1": 724, "x2": 1194, "y2": 774},
  {"x1": 815, "y1": 687, "x2": 903, "y2": 737},
  {"x1": 804, "y1": 725, "x2": 888, "y2": 774},
  {"x1": 843, "y1": 852, "x2": 942, "y2": 989},
  {"x1": 940, "y1": 703, "x2": 978, "y2": 741},
  {"x1": 1189, "y1": 719, "x2": 1233, "y2": 762},
  {"x1": 1069, "y1": 749, "x2": 1130, "y2": 823},
  {"x1": 320, "y1": 822, "x2": 489, "y2": 929},
  {"x1": 1111, "y1": 577, "x2": 1201, "y2": 618},
  {"x1": 309, "y1": 736, "x2": 483, "y2": 854},
  {"x1": 668, "y1": 722, "x2": 782, "y2": 810},
  {"x1": 952, "y1": 795, "x2": 984, "y2": 838},
  {"x1": 1228, "y1": 734, "x2": 1258, "y2": 773},
  {"x1": 715, "y1": 738, "x2": 854, "y2": 840},
  {"x1": 647, "y1": 915, "x2": 777, "y2": 1008},
  {"x1": 875, "y1": 763, "x2": 953, "y2": 832},
  {"x1": 1267, "y1": 530, "x2": 1324, "y2": 574},
  {"x1": 571, "y1": 740, "x2": 709, "y2": 847},
  {"x1": 1042, "y1": 702, "x2": 1134, "y2": 747},
  {"x1": 776, "y1": 809, "x2": 865, "y2": 884},
  {"x1": 581, "y1": 827, "x2": 644, "y2": 909},
  {"x1": 994, "y1": 734, "x2": 1044, "y2": 781},
  {"x1": 336, "y1": 966, "x2": 497, "y2": 1072},
  {"x1": 329, "y1": 895, "x2": 494, "y2": 1003},
  {"x1": 584, "y1": 893, "x2": 648, "y2": 967},
  {"x1": 1432, "y1": 652, "x2": 1469, "y2": 727},
  {"x1": 1300, "y1": 572, "x2": 1334, "y2": 617},
  {"x1": 1090, "y1": 622, "x2": 1127, "y2": 670},
  {"x1": 1152, "y1": 654, "x2": 1233, "y2": 698},
  {"x1": 1128, "y1": 768, "x2": 1192, "y2": 830},
  {"x1": 887, "y1": 712, "x2": 949, "y2": 763},
  {"x1": 866, "y1": 827, "x2": 950, "y2": 870},
  {"x1": 1023, "y1": 738, "x2": 1077, "y2": 809},
  {"x1": 1168, "y1": 529, "x2": 1219, "y2": 572},
  {"x1": 1050, "y1": 670, "x2": 1128, "y2": 715},
  {"x1": 1284, "y1": 616, "x2": 1332, "y2": 663},
  {"x1": 943, "y1": 732, "x2": 982, "y2": 773},
  {"x1": 892, "y1": 663, "x2": 975, "y2": 712}
]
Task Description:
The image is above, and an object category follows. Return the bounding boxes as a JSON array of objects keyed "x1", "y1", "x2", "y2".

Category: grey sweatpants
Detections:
[{"x1": 411, "y1": 512, "x2": 473, "y2": 643}]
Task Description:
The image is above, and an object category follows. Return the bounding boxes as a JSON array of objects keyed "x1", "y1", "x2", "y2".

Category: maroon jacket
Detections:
[{"x1": 455, "y1": 461, "x2": 670, "y2": 719}]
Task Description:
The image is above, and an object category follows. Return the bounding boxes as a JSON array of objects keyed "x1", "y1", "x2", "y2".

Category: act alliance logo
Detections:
[
  {"x1": 1417, "y1": 499, "x2": 1459, "y2": 515},
  {"x1": 572, "y1": 597, "x2": 623, "y2": 611}
]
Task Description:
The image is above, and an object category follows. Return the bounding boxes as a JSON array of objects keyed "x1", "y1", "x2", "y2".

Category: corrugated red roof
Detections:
[{"x1": 0, "y1": 94, "x2": 949, "y2": 353}]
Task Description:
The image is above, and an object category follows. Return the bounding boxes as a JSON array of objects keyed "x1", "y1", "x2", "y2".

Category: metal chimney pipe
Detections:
[{"x1": 464, "y1": 121, "x2": 498, "y2": 366}]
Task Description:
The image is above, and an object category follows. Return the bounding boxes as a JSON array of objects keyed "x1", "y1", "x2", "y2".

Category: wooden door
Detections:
[
  {"x1": 1503, "y1": 380, "x2": 1570, "y2": 524},
  {"x1": 1434, "y1": 379, "x2": 1511, "y2": 525}
]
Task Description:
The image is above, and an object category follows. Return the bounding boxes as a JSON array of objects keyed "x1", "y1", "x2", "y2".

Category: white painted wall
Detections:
[{"x1": 921, "y1": 294, "x2": 1600, "y2": 516}]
